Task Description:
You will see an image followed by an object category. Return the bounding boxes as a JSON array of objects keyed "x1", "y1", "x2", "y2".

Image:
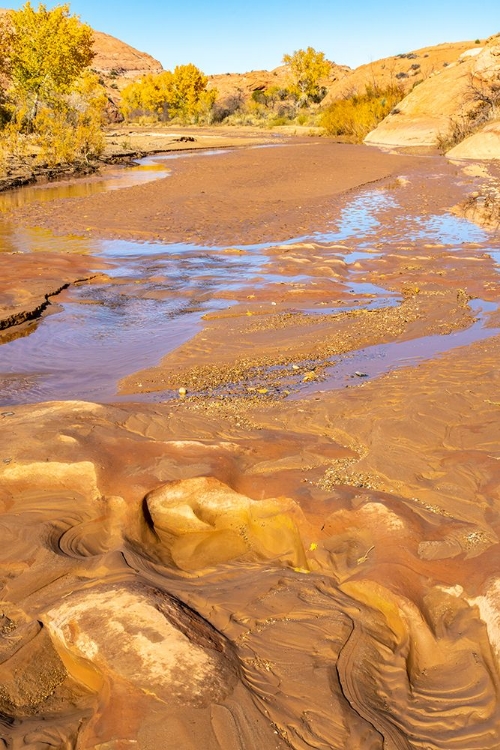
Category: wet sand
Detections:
[
  {"x1": 1, "y1": 136, "x2": 500, "y2": 748},
  {"x1": 11, "y1": 139, "x2": 416, "y2": 244}
]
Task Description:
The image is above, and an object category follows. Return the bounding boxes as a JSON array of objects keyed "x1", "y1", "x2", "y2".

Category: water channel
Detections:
[{"x1": 0, "y1": 150, "x2": 498, "y2": 405}]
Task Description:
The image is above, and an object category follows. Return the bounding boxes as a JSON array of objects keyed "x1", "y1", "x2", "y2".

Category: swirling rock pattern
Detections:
[
  {"x1": 2, "y1": 175, "x2": 500, "y2": 747},
  {"x1": 2, "y1": 357, "x2": 500, "y2": 748}
]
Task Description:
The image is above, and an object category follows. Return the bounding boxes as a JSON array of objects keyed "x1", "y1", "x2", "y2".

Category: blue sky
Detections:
[{"x1": 9, "y1": 1, "x2": 500, "y2": 74}]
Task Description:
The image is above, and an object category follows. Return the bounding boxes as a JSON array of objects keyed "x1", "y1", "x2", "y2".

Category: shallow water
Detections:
[
  {"x1": 0, "y1": 157, "x2": 170, "y2": 213},
  {"x1": 0, "y1": 150, "x2": 234, "y2": 214},
  {"x1": 0, "y1": 164, "x2": 499, "y2": 405},
  {"x1": 298, "y1": 298, "x2": 498, "y2": 397},
  {"x1": 3, "y1": 153, "x2": 500, "y2": 750}
]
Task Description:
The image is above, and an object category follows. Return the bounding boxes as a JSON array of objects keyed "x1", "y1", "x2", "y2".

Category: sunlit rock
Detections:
[
  {"x1": 144, "y1": 476, "x2": 307, "y2": 571},
  {"x1": 45, "y1": 584, "x2": 238, "y2": 705},
  {"x1": 0, "y1": 602, "x2": 101, "y2": 724}
]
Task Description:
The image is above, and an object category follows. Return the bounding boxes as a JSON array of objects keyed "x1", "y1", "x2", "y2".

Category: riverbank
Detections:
[
  {"x1": 1, "y1": 138, "x2": 500, "y2": 748},
  {"x1": 9, "y1": 137, "x2": 416, "y2": 245},
  {"x1": 0, "y1": 125, "x2": 287, "y2": 193}
]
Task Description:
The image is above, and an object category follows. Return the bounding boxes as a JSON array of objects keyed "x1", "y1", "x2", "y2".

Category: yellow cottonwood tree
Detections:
[
  {"x1": 283, "y1": 46, "x2": 331, "y2": 104},
  {"x1": 167, "y1": 64, "x2": 214, "y2": 120},
  {"x1": 0, "y1": 3, "x2": 106, "y2": 170},
  {"x1": 120, "y1": 64, "x2": 216, "y2": 123},
  {"x1": 0, "y1": 2, "x2": 94, "y2": 116},
  {"x1": 120, "y1": 71, "x2": 174, "y2": 120},
  {"x1": 34, "y1": 70, "x2": 107, "y2": 165}
]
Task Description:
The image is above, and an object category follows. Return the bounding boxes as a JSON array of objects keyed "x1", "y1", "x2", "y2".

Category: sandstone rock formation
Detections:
[
  {"x1": 364, "y1": 34, "x2": 500, "y2": 156},
  {"x1": 447, "y1": 120, "x2": 500, "y2": 159},
  {"x1": 322, "y1": 40, "x2": 479, "y2": 105},
  {"x1": 91, "y1": 30, "x2": 162, "y2": 83},
  {"x1": 144, "y1": 476, "x2": 307, "y2": 571}
]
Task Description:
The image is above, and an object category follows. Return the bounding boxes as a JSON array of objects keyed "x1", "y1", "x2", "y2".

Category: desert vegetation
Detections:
[
  {"x1": 206, "y1": 48, "x2": 407, "y2": 139},
  {"x1": 437, "y1": 76, "x2": 500, "y2": 152},
  {"x1": 212, "y1": 47, "x2": 341, "y2": 128},
  {"x1": 118, "y1": 47, "x2": 333, "y2": 128},
  {"x1": 0, "y1": 2, "x2": 107, "y2": 175},
  {"x1": 0, "y1": 3, "x2": 496, "y2": 177},
  {"x1": 319, "y1": 83, "x2": 405, "y2": 141},
  {"x1": 119, "y1": 64, "x2": 217, "y2": 124}
]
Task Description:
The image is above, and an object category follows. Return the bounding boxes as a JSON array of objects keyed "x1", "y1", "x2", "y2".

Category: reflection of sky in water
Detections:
[
  {"x1": 313, "y1": 191, "x2": 396, "y2": 243},
  {"x1": 306, "y1": 188, "x2": 490, "y2": 247},
  {"x1": 1, "y1": 160, "x2": 499, "y2": 406},
  {"x1": 402, "y1": 213, "x2": 489, "y2": 244},
  {"x1": 299, "y1": 299, "x2": 498, "y2": 397},
  {"x1": 343, "y1": 251, "x2": 382, "y2": 263},
  {"x1": 487, "y1": 249, "x2": 500, "y2": 266},
  {"x1": 0, "y1": 297, "x2": 205, "y2": 404}
]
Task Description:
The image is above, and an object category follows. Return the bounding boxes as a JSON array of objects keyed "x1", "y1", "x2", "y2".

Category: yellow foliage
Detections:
[
  {"x1": 34, "y1": 72, "x2": 106, "y2": 166},
  {"x1": 120, "y1": 64, "x2": 216, "y2": 124},
  {"x1": 283, "y1": 46, "x2": 331, "y2": 103},
  {"x1": 0, "y1": 1, "x2": 104, "y2": 173},
  {"x1": 120, "y1": 71, "x2": 173, "y2": 120},
  {"x1": 320, "y1": 84, "x2": 404, "y2": 142},
  {"x1": 0, "y1": 2, "x2": 94, "y2": 108},
  {"x1": 0, "y1": 72, "x2": 106, "y2": 172},
  {"x1": 167, "y1": 63, "x2": 212, "y2": 120}
]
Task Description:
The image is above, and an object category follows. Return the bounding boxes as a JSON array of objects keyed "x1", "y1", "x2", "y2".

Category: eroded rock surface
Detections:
[
  {"x1": 0, "y1": 140, "x2": 500, "y2": 748},
  {"x1": 365, "y1": 34, "x2": 500, "y2": 154}
]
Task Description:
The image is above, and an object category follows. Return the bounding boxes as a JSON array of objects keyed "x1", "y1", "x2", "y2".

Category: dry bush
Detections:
[
  {"x1": 0, "y1": 105, "x2": 29, "y2": 175},
  {"x1": 437, "y1": 77, "x2": 500, "y2": 152},
  {"x1": 319, "y1": 84, "x2": 405, "y2": 142}
]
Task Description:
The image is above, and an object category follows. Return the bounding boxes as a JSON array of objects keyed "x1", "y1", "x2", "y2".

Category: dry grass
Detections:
[
  {"x1": 437, "y1": 79, "x2": 500, "y2": 152},
  {"x1": 319, "y1": 84, "x2": 405, "y2": 142}
]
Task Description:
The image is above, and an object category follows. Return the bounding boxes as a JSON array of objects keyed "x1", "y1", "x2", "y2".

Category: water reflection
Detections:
[
  {"x1": 298, "y1": 298, "x2": 498, "y2": 397},
  {"x1": 0, "y1": 156, "x2": 172, "y2": 213},
  {"x1": 0, "y1": 166, "x2": 498, "y2": 405},
  {"x1": 0, "y1": 224, "x2": 100, "y2": 255}
]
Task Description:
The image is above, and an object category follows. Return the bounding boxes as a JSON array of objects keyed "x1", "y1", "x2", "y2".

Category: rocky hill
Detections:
[
  {"x1": 364, "y1": 34, "x2": 500, "y2": 158},
  {"x1": 322, "y1": 41, "x2": 481, "y2": 104},
  {"x1": 0, "y1": 9, "x2": 162, "y2": 90},
  {"x1": 208, "y1": 62, "x2": 351, "y2": 110},
  {"x1": 91, "y1": 30, "x2": 162, "y2": 88}
]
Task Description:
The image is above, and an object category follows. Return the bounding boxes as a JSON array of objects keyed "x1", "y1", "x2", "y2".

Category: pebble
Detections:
[
  {"x1": 1, "y1": 412, "x2": 14, "y2": 417},
  {"x1": 355, "y1": 371, "x2": 368, "y2": 378},
  {"x1": 178, "y1": 387, "x2": 187, "y2": 397}
]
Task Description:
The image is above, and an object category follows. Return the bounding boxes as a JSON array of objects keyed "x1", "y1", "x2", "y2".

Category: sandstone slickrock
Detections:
[
  {"x1": 322, "y1": 40, "x2": 479, "y2": 106},
  {"x1": 1, "y1": 134, "x2": 500, "y2": 748},
  {"x1": 144, "y1": 476, "x2": 307, "y2": 571},
  {"x1": 365, "y1": 34, "x2": 500, "y2": 156}
]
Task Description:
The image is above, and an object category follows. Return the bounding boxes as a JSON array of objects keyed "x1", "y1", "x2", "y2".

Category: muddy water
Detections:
[
  {"x1": 0, "y1": 150, "x2": 235, "y2": 213},
  {"x1": 0, "y1": 176, "x2": 498, "y2": 405},
  {"x1": 2, "y1": 154, "x2": 500, "y2": 749}
]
